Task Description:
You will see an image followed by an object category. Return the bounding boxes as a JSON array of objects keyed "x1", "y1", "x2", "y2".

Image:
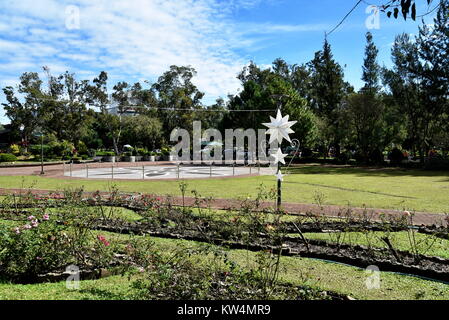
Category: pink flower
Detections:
[
  {"x1": 14, "y1": 227, "x2": 20, "y2": 234},
  {"x1": 97, "y1": 235, "x2": 110, "y2": 246},
  {"x1": 23, "y1": 224, "x2": 32, "y2": 230},
  {"x1": 138, "y1": 267, "x2": 145, "y2": 273},
  {"x1": 31, "y1": 220, "x2": 39, "y2": 228},
  {"x1": 42, "y1": 214, "x2": 50, "y2": 221},
  {"x1": 27, "y1": 215, "x2": 35, "y2": 221}
]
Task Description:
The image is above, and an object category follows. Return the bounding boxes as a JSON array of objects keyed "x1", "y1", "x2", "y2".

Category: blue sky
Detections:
[{"x1": 0, "y1": 0, "x2": 438, "y2": 124}]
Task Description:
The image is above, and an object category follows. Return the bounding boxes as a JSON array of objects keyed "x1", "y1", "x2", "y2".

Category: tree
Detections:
[
  {"x1": 151, "y1": 65, "x2": 204, "y2": 137},
  {"x1": 381, "y1": 0, "x2": 441, "y2": 21},
  {"x1": 346, "y1": 92, "x2": 386, "y2": 163},
  {"x1": 362, "y1": 32, "x2": 380, "y2": 93},
  {"x1": 383, "y1": 4, "x2": 448, "y2": 164},
  {"x1": 346, "y1": 32, "x2": 389, "y2": 163},
  {"x1": 87, "y1": 72, "x2": 137, "y2": 154},
  {"x1": 122, "y1": 115, "x2": 163, "y2": 150},
  {"x1": 415, "y1": 0, "x2": 449, "y2": 159},
  {"x1": 226, "y1": 61, "x2": 317, "y2": 148},
  {"x1": 44, "y1": 69, "x2": 92, "y2": 149},
  {"x1": 2, "y1": 72, "x2": 43, "y2": 150},
  {"x1": 308, "y1": 38, "x2": 351, "y2": 157}
]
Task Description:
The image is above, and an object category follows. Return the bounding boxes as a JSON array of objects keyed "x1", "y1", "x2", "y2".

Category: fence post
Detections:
[
  {"x1": 63, "y1": 161, "x2": 65, "y2": 176},
  {"x1": 210, "y1": 161, "x2": 212, "y2": 177},
  {"x1": 177, "y1": 163, "x2": 180, "y2": 179},
  {"x1": 142, "y1": 165, "x2": 145, "y2": 180},
  {"x1": 70, "y1": 163, "x2": 72, "y2": 177},
  {"x1": 111, "y1": 165, "x2": 114, "y2": 180},
  {"x1": 233, "y1": 162, "x2": 235, "y2": 176},
  {"x1": 86, "y1": 164, "x2": 89, "y2": 178}
]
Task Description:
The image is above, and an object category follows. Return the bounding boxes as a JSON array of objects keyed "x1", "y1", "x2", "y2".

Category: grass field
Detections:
[{"x1": 1, "y1": 165, "x2": 448, "y2": 213}]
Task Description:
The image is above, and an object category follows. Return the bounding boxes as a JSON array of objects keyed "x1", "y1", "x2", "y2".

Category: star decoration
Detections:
[
  {"x1": 275, "y1": 170, "x2": 284, "y2": 181},
  {"x1": 263, "y1": 109, "x2": 297, "y2": 144},
  {"x1": 271, "y1": 148, "x2": 287, "y2": 165}
]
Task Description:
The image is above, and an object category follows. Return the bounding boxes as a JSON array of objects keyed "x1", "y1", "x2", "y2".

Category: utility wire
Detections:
[
  {"x1": 327, "y1": 0, "x2": 364, "y2": 36},
  {"x1": 18, "y1": 96, "x2": 276, "y2": 113}
]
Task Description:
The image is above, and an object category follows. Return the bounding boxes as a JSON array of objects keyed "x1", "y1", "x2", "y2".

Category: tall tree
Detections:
[
  {"x1": 151, "y1": 65, "x2": 204, "y2": 137},
  {"x1": 2, "y1": 72, "x2": 44, "y2": 149},
  {"x1": 226, "y1": 61, "x2": 317, "y2": 148},
  {"x1": 308, "y1": 38, "x2": 351, "y2": 156},
  {"x1": 362, "y1": 32, "x2": 380, "y2": 93}
]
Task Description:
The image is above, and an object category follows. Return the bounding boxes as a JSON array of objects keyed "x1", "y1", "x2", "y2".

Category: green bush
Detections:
[
  {"x1": 388, "y1": 148, "x2": 405, "y2": 165},
  {"x1": 0, "y1": 153, "x2": 18, "y2": 162},
  {"x1": 8, "y1": 144, "x2": 20, "y2": 155}
]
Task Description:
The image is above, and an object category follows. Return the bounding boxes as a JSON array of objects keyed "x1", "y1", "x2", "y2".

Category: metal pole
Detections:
[
  {"x1": 209, "y1": 161, "x2": 212, "y2": 177},
  {"x1": 40, "y1": 134, "x2": 44, "y2": 175},
  {"x1": 277, "y1": 167, "x2": 281, "y2": 210},
  {"x1": 142, "y1": 165, "x2": 145, "y2": 180},
  {"x1": 70, "y1": 162, "x2": 72, "y2": 177},
  {"x1": 177, "y1": 163, "x2": 180, "y2": 179},
  {"x1": 63, "y1": 161, "x2": 65, "y2": 176},
  {"x1": 233, "y1": 162, "x2": 235, "y2": 176},
  {"x1": 86, "y1": 164, "x2": 89, "y2": 178},
  {"x1": 111, "y1": 165, "x2": 114, "y2": 180},
  {"x1": 249, "y1": 164, "x2": 252, "y2": 175}
]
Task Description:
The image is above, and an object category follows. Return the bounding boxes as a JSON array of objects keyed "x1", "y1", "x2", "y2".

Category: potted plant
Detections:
[
  {"x1": 123, "y1": 151, "x2": 135, "y2": 162},
  {"x1": 149, "y1": 151, "x2": 156, "y2": 162},
  {"x1": 135, "y1": 148, "x2": 145, "y2": 162},
  {"x1": 102, "y1": 151, "x2": 116, "y2": 163},
  {"x1": 161, "y1": 146, "x2": 173, "y2": 161}
]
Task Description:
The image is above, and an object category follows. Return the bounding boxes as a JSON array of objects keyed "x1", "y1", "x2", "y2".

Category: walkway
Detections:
[{"x1": 0, "y1": 187, "x2": 446, "y2": 227}]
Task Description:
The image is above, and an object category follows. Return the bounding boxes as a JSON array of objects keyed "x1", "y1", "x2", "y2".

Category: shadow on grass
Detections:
[
  {"x1": 79, "y1": 288, "x2": 130, "y2": 300},
  {"x1": 283, "y1": 180, "x2": 418, "y2": 199},
  {"x1": 287, "y1": 165, "x2": 449, "y2": 179}
]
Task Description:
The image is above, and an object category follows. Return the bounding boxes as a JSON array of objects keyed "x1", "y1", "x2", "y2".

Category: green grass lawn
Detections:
[
  {"x1": 302, "y1": 231, "x2": 449, "y2": 259},
  {"x1": 1, "y1": 165, "x2": 449, "y2": 213},
  {"x1": 0, "y1": 235, "x2": 448, "y2": 300}
]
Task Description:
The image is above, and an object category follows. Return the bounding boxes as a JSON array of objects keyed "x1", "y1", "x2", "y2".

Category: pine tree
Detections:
[
  {"x1": 362, "y1": 32, "x2": 380, "y2": 93},
  {"x1": 308, "y1": 37, "x2": 350, "y2": 157}
]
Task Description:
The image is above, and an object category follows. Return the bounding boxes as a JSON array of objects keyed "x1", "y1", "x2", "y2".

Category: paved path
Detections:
[
  {"x1": 0, "y1": 161, "x2": 264, "y2": 180},
  {"x1": 0, "y1": 187, "x2": 446, "y2": 227}
]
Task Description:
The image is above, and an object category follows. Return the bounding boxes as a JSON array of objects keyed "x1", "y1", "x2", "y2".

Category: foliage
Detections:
[{"x1": 0, "y1": 153, "x2": 18, "y2": 162}]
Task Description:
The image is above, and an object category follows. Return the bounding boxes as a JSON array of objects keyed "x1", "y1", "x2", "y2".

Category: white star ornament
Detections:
[
  {"x1": 263, "y1": 110, "x2": 297, "y2": 144},
  {"x1": 271, "y1": 148, "x2": 288, "y2": 165}
]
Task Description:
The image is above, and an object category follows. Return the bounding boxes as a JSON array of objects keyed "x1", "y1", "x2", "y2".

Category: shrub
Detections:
[
  {"x1": 369, "y1": 149, "x2": 384, "y2": 164},
  {"x1": 424, "y1": 155, "x2": 449, "y2": 170},
  {"x1": 0, "y1": 153, "x2": 17, "y2": 162},
  {"x1": 336, "y1": 151, "x2": 352, "y2": 164},
  {"x1": 161, "y1": 146, "x2": 171, "y2": 156},
  {"x1": 388, "y1": 148, "x2": 405, "y2": 165},
  {"x1": 8, "y1": 144, "x2": 20, "y2": 155}
]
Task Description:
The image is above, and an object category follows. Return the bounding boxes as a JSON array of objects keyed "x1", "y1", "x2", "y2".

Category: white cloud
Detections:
[{"x1": 0, "y1": 0, "x2": 325, "y2": 118}]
